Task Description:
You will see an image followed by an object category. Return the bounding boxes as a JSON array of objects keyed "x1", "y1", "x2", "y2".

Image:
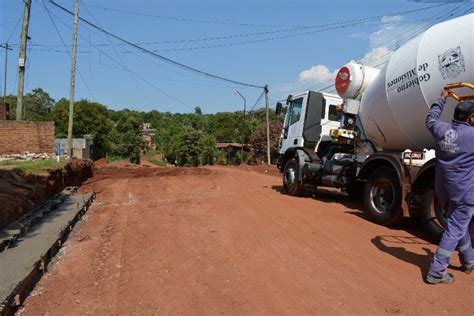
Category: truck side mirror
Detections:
[
  {"x1": 286, "y1": 94, "x2": 293, "y2": 105},
  {"x1": 275, "y1": 102, "x2": 283, "y2": 116}
]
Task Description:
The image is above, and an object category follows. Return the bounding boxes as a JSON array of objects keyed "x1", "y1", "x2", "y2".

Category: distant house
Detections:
[
  {"x1": 55, "y1": 135, "x2": 92, "y2": 159},
  {"x1": 141, "y1": 123, "x2": 156, "y2": 150},
  {"x1": 216, "y1": 142, "x2": 250, "y2": 164}
]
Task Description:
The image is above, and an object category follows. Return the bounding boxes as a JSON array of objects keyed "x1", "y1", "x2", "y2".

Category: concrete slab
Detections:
[{"x1": 0, "y1": 193, "x2": 93, "y2": 306}]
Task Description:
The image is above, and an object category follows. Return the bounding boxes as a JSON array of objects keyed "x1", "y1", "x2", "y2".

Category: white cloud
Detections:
[
  {"x1": 369, "y1": 15, "x2": 415, "y2": 50},
  {"x1": 287, "y1": 14, "x2": 417, "y2": 92},
  {"x1": 298, "y1": 65, "x2": 337, "y2": 84},
  {"x1": 360, "y1": 46, "x2": 393, "y2": 67}
]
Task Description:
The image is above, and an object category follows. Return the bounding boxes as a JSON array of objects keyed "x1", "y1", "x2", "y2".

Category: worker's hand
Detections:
[{"x1": 441, "y1": 87, "x2": 453, "y2": 101}]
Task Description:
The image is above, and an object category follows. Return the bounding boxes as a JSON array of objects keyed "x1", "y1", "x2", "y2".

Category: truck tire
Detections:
[
  {"x1": 421, "y1": 187, "x2": 446, "y2": 242},
  {"x1": 363, "y1": 166, "x2": 404, "y2": 226},
  {"x1": 283, "y1": 158, "x2": 302, "y2": 196}
]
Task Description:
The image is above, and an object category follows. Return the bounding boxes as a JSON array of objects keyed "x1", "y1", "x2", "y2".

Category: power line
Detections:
[
  {"x1": 249, "y1": 91, "x2": 265, "y2": 112},
  {"x1": 41, "y1": 0, "x2": 96, "y2": 101},
  {"x1": 5, "y1": 12, "x2": 23, "y2": 43},
  {"x1": 78, "y1": 5, "x2": 204, "y2": 111},
  {"x1": 81, "y1": 1, "x2": 447, "y2": 29},
  {"x1": 136, "y1": 76, "x2": 195, "y2": 110},
  {"x1": 81, "y1": 1, "x2": 290, "y2": 28},
  {"x1": 43, "y1": 8, "x2": 246, "y2": 91},
  {"x1": 15, "y1": 12, "x2": 447, "y2": 56},
  {"x1": 38, "y1": 3, "x2": 244, "y2": 111},
  {"x1": 81, "y1": 2, "x2": 149, "y2": 111},
  {"x1": 263, "y1": 3, "x2": 467, "y2": 105},
  {"x1": 304, "y1": 2, "x2": 468, "y2": 93},
  {"x1": 13, "y1": 3, "x2": 447, "y2": 51},
  {"x1": 49, "y1": 0, "x2": 264, "y2": 89}
]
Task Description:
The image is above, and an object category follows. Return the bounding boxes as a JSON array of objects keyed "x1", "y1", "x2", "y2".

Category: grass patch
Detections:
[
  {"x1": 149, "y1": 158, "x2": 167, "y2": 166},
  {"x1": 106, "y1": 155, "x2": 128, "y2": 164},
  {"x1": 144, "y1": 150, "x2": 167, "y2": 166},
  {"x1": 144, "y1": 149, "x2": 162, "y2": 159},
  {"x1": 0, "y1": 159, "x2": 67, "y2": 175}
]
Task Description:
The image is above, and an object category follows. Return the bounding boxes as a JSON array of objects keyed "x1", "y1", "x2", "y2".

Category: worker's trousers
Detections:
[{"x1": 428, "y1": 202, "x2": 473, "y2": 278}]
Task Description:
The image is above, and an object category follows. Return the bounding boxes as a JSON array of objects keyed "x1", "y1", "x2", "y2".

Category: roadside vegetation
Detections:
[
  {"x1": 4, "y1": 88, "x2": 284, "y2": 166},
  {"x1": 0, "y1": 159, "x2": 67, "y2": 175}
]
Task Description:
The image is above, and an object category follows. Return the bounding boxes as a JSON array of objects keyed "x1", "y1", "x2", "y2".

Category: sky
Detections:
[{"x1": 0, "y1": 0, "x2": 472, "y2": 114}]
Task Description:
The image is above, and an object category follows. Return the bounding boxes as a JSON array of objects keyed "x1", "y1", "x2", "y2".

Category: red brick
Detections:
[{"x1": 0, "y1": 121, "x2": 55, "y2": 154}]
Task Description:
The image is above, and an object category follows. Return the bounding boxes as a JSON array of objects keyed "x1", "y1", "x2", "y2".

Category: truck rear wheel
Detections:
[
  {"x1": 421, "y1": 187, "x2": 446, "y2": 242},
  {"x1": 421, "y1": 187, "x2": 474, "y2": 242},
  {"x1": 283, "y1": 158, "x2": 302, "y2": 196},
  {"x1": 363, "y1": 167, "x2": 404, "y2": 226}
]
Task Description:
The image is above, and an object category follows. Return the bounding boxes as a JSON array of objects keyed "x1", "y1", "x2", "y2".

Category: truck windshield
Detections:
[{"x1": 289, "y1": 97, "x2": 303, "y2": 125}]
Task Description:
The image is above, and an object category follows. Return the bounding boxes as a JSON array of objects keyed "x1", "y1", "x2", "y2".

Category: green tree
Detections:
[
  {"x1": 199, "y1": 133, "x2": 217, "y2": 165},
  {"x1": 207, "y1": 112, "x2": 241, "y2": 143},
  {"x1": 175, "y1": 128, "x2": 202, "y2": 167},
  {"x1": 110, "y1": 112, "x2": 145, "y2": 163},
  {"x1": 49, "y1": 98, "x2": 115, "y2": 159},
  {"x1": 3, "y1": 88, "x2": 55, "y2": 121}
]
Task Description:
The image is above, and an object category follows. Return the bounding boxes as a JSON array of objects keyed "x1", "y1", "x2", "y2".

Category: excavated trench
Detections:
[{"x1": 0, "y1": 159, "x2": 94, "y2": 229}]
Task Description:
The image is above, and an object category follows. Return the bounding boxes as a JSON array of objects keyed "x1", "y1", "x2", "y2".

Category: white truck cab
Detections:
[{"x1": 278, "y1": 91, "x2": 342, "y2": 158}]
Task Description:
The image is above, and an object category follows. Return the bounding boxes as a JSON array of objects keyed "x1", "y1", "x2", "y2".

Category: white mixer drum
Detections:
[{"x1": 359, "y1": 13, "x2": 474, "y2": 151}]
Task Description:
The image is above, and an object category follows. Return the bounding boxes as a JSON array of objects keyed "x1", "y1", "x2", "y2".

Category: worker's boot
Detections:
[
  {"x1": 425, "y1": 272, "x2": 455, "y2": 284},
  {"x1": 460, "y1": 266, "x2": 472, "y2": 274}
]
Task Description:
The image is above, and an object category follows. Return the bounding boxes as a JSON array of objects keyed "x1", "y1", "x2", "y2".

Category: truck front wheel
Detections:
[
  {"x1": 363, "y1": 167, "x2": 404, "y2": 226},
  {"x1": 283, "y1": 158, "x2": 302, "y2": 196}
]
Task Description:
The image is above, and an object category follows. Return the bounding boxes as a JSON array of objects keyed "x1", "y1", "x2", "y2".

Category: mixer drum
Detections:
[{"x1": 359, "y1": 13, "x2": 474, "y2": 151}]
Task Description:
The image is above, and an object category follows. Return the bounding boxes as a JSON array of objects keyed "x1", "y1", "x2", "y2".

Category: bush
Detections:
[
  {"x1": 236, "y1": 150, "x2": 253, "y2": 164},
  {"x1": 216, "y1": 152, "x2": 228, "y2": 165}
]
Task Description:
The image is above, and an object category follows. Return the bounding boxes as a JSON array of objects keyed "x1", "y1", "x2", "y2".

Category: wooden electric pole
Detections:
[
  {"x1": 235, "y1": 90, "x2": 246, "y2": 163},
  {"x1": 67, "y1": 0, "x2": 80, "y2": 157},
  {"x1": 264, "y1": 84, "x2": 270, "y2": 164},
  {"x1": 1, "y1": 43, "x2": 12, "y2": 104},
  {"x1": 16, "y1": 0, "x2": 32, "y2": 121}
]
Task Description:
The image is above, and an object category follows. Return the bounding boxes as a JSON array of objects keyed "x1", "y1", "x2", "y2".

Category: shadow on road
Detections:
[
  {"x1": 270, "y1": 184, "x2": 441, "y2": 244},
  {"x1": 372, "y1": 235, "x2": 433, "y2": 278},
  {"x1": 271, "y1": 185, "x2": 362, "y2": 211}
]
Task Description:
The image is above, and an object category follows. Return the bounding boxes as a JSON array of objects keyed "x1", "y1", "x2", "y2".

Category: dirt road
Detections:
[{"x1": 20, "y1": 165, "x2": 473, "y2": 315}]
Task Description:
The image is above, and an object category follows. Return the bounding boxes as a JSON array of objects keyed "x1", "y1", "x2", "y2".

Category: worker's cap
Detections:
[{"x1": 454, "y1": 101, "x2": 474, "y2": 121}]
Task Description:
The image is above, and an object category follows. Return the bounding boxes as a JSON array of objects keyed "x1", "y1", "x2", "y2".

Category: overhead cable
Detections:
[
  {"x1": 81, "y1": 1, "x2": 447, "y2": 29},
  {"x1": 18, "y1": 3, "x2": 446, "y2": 49},
  {"x1": 41, "y1": 0, "x2": 96, "y2": 101},
  {"x1": 48, "y1": 0, "x2": 264, "y2": 89}
]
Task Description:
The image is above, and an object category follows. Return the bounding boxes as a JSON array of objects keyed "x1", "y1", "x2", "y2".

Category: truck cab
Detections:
[{"x1": 278, "y1": 91, "x2": 342, "y2": 166}]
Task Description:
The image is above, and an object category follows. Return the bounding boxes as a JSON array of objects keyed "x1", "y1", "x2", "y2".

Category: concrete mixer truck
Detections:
[{"x1": 275, "y1": 13, "x2": 473, "y2": 239}]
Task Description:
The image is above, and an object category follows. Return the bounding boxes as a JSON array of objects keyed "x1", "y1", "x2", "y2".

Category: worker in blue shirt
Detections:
[{"x1": 425, "y1": 87, "x2": 474, "y2": 284}]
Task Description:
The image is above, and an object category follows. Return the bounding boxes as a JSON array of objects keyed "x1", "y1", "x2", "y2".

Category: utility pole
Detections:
[
  {"x1": 67, "y1": 0, "x2": 80, "y2": 157},
  {"x1": 235, "y1": 90, "x2": 246, "y2": 163},
  {"x1": 1, "y1": 43, "x2": 12, "y2": 104},
  {"x1": 16, "y1": 0, "x2": 32, "y2": 121},
  {"x1": 264, "y1": 84, "x2": 270, "y2": 165}
]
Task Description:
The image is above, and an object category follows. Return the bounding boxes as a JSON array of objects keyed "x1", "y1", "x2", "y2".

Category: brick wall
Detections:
[{"x1": 0, "y1": 121, "x2": 55, "y2": 154}]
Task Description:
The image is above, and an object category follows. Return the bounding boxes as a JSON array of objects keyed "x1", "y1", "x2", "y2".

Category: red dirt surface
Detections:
[
  {"x1": 237, "y1": 163, "x2": 280, "y2": 177},
  {"x1": 21, "y1": 165, "x2": 473, "y2": 315},
  {"x1": 0, "y1": 159, "x2": 94, "y2": 228}
]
